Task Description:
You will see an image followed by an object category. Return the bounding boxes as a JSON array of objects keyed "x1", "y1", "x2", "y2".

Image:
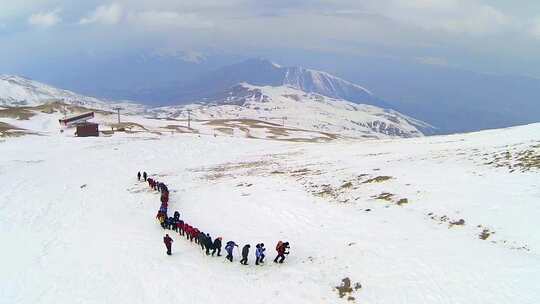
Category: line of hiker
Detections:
[{"x1": 137, "y1": 171, "x2": 291, "y2": 265}]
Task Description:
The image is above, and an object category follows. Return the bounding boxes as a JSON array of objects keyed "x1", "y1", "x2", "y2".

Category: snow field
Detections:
[{"x1": 1, "y1": 124, "x2": 540, "y2": 303}]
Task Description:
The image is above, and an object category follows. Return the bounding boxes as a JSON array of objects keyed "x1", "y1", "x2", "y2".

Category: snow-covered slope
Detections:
[
  {"x1": 151, "y1": 83, "x2": 434, "y2": 138},
  {"x1": 282, "y1": 65, "x2": 376, "y2": 104},
  {"x1": 1, "y1": 122, "x2": 539, "y2": 303},
  {"x1": 0, "y1": 75, "x2": 144, "y2": 112}
]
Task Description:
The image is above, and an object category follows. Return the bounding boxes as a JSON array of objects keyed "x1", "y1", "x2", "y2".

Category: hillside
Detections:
[
  {"x1": 1, "y1": 121, "x2": 539, "y2": 303},
  {"x1": 0, "y1": 75, "x2": 145, "y2": 113},
  {"x1": 151, "y1": 84, "x2": 434, "y2": 138}
]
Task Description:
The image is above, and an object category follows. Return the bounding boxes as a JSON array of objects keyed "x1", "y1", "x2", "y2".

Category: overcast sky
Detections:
[{"x1": 1, "y1": 0, "x2": 540, "y2": 78}]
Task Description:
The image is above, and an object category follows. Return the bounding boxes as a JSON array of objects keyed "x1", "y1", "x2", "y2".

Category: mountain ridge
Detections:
[{"x1": 136, "y1": 58, "x2": 388, "y2": 108}]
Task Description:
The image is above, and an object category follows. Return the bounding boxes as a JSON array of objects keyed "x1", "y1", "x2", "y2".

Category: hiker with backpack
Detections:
[
  {"x1": 204, "y1": 233, "x2": 213, "y2": 256},
  {"x1": 255, "y1": 243, "x2": 266, "y2": 265},
  {"x1": 192, "y1": 227, "x2": 200, "y2": 243},
  {"x1": 137, "y1": 171, "x2": 141, "y2": 181},
  {"x1": 240, "y1": 244, "x2": 251, "y2": 265},
  {"x1": 197, "y1": 231, "x2": 207, "y2": 251},
  {"x1": 225, "y1": 241, "x2": 238, "y2": 262},
  {"x1": 143, "y1": 171, "x2": 147, "y2": 182},
  {"x1": 274, "y1": 241, "x2": 290, "y2": 263},
  {"x1": 164, "y1": 234, "x2": 173, "y2": 255},
  {"x1": 212, "y1": 237, "x2": 222, "y2": 256}
]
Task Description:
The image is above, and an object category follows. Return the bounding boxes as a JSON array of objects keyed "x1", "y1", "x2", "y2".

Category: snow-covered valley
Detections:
[{"x1": 1, "y1": 121, "x2": 539, "y2": 303}]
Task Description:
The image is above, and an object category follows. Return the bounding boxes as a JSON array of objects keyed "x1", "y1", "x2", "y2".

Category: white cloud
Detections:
[
  {"x1": 375, "y1": 0, "x2": 512, "y2": 35},
  {"x1": 127, "y1": 11, "x2": 213, "y2": 30},
  {"x1": 80, "y1": 3, "x2": 123, "y2": 25},
  {"x1": 28, "y1": 8, "x2": 62, "y2": 28}
]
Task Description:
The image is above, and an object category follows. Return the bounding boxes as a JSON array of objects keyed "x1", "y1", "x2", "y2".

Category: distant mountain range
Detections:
[
  {"x1": 134, "y1": 58, "x2": 388, "y2": 108},
  {"x1": 3, "y1": 55, "x2": 540, "y2": 136},
  {"x1": 0, "y1": 74, "x2": 434, "y2": 139}
]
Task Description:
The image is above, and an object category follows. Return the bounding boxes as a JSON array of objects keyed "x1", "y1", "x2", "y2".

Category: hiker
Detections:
[
  {"x1": 184, "y1": 224, "x2": 192, "y2": 240},
  {"x1": 256, "y1": 243, "x2": 266, "y2": 265},
  {"x1": 157, "y1": 212, "x2": 166, "y2": 229},
  {"x1": 143, "y1": 171, "x2": 147, "y2": 182},
  {"x1": 240, "y1": 244, "x2": 251, "y2": 265},
  {"x1": 192, "y1": 228, "x2": 200, "y2": 243},
  {"x1": 274, "y1": 241, "x2": 290, "y2": 263},
  {"x1": 166, "y1": 217, "x2": 173, "y2": 230},
  {"x1": 204, "y1": 233, "x2": 213, "y2": 255},
  {"x1": 137, "y1": 171, "x2": 141, "y2": 181},
  {"x1": 198, "y1": 232, "x2": 206, "y2": 251},
  {"x1": 171, "y1": 217, "x2": 178, "y2": 232},
  {"x1": 177, "y1": 219, "x2": 184, "y2": 236},
  {"x1": 225, "y1": 241, "x2": 238, "y2": 262},
  {"x1": 161, "y1": 192, "x2": 169, "y2": 204},
  {"x1": 164, "y1": 234, "x2": 173, "y2": 255},
  {"x1": 212, "y1": 237, "x2": 222, "y2": 256}
]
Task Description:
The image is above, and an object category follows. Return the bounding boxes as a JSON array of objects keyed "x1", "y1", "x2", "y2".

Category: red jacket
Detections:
[
  {"x1": 276, "y1": 242, "x2": 287, "y2": 254},
  {"x1": 164, "y1": 235, "x2": 173, "y2": 246}
]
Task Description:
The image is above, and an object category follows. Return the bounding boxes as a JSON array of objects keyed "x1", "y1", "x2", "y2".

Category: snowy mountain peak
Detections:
[{"x1": 161, "y1": 58, "x2": 385, "y2": 107}]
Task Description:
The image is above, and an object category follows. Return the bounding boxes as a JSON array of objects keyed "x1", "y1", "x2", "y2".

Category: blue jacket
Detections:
[
  {"x1": 256, "y1": 247, "x2": 265, "y2": 258},
  {"x1": 225, "y1": 241, "x2": 237, "y2": 252}
]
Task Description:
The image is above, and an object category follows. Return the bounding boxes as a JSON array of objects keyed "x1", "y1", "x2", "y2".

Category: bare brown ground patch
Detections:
[
  {"x1": 0, "y1": 101, "x2": 112, "y2": 121},
  {"x1": 483, "y1": 146, "x2": 540, "y2": 172},
  {"x1": 109, "y1": 122, "x2": 149, "y2": 131},
  {"x1": 0, "y1": 107, "x2": 36, "y2": 120},
  {"x1": 204, "y1": 118, "x2": 338, "y2": 142},
  {"x1": 0, "y1": 121, "x2": 33, "y2": 137},
  {"x1": 372, "y1": 192, "x2": 394, "y2": 201},
  {"x1": 215, "y1": 127, "x2": 234, "y2": 135},
  {"x1": 162, "y1": 124, "x2": 197, "y2": 134},
  {"x1": 193, "y1": 160, "x2": 278, "y2": 181},
  {"x1": 335, "y1": 277, "x2": 362, "y2": 301},
  {"x1": 396, "y1": 198, "x2": 409, "y2": 206},
  {"x1": 362, "y1": 176, "x2": 393, "y2": 184}
]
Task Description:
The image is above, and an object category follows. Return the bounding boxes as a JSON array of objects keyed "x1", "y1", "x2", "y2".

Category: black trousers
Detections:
[
  {"x1": 212, "y1": 247, "x2": 221, "y2": 256},
  {"x1": 226, "y1": 253, "x2": 233, "y2": 262},
  {"x1": 274, "y1": 254, "x2": 285, "y2": 263},
  {"x1": 240, "y1": 256, "x2": 248, "y2": 265},
  {"x1": 166, "y1": 245, "x2": 171, "y2": 255}
]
